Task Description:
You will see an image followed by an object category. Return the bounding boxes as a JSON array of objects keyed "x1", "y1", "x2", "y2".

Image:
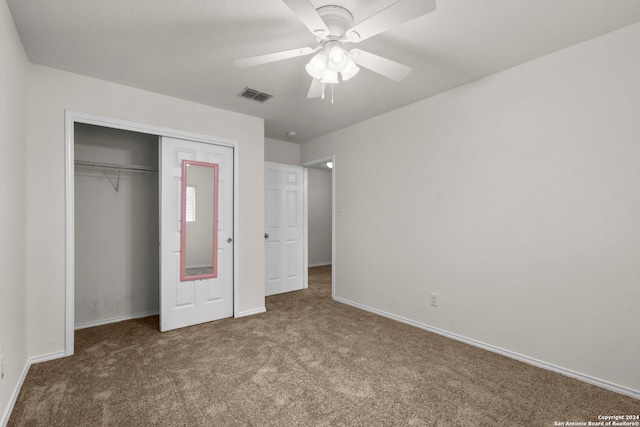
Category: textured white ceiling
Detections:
[{"x1": 7, "y1": 0, "x2": 640, "y2": 142}]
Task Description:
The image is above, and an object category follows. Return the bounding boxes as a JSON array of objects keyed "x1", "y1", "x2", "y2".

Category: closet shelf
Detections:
[{"x1": 74, "y1": 160, "x2": 158, "y2": 173}]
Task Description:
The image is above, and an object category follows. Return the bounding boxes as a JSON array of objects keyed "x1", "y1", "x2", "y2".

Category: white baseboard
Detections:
[
  {"x1": 29, "y1": 351, "x2": 66, "y2": 365},
  {"x1": 235, "y1": 307, "x2": 266, "y2": 318},
  {"x1": 74, "y1": 310, "x2": 159, "y2": 330},
  {"x1": 1, "y1": 360, "x2": 28, "y2": 427},
  {"x1": 333, "y1": 295, "x2": 640, "y2": 400},
  {"x1": 1, "y1": 350, "x2": 66, "y2": 427},
  {"x1": 309, "y1": 262, "x2": 331, "y2": 268}
]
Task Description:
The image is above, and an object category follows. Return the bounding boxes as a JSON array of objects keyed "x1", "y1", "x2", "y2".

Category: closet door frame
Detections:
[{"x1": 64, "y1": 110, "x2": 239, "y2": 356}]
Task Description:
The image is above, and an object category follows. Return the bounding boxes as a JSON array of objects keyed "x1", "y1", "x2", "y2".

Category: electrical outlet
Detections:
[{"x1": 429, "y1": 292, "x2": 438, "y2": 307}]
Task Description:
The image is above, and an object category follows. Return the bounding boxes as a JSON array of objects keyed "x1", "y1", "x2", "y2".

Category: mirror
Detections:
[{"x1": 180, "y1": 160, "x2": 219, "y2": 281}]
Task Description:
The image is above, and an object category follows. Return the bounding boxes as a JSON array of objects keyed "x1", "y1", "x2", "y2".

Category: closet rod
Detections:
[{"x1": 74, "y1": 160, "x2": 158, "y2": 173}]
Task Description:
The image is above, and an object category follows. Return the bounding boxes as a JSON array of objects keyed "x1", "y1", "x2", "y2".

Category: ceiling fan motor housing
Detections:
[{"x1": 316, "y1": 5, "x2": 354, "y2": 39}]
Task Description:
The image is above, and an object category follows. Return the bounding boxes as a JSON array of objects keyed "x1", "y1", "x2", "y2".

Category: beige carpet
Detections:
[{"x1": 9, "y1": 266, "x2": 639, "y2": 426}]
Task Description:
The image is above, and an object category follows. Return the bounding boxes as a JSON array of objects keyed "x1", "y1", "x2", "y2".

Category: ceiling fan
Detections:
[{"x1": 233, "y1": 0, "x2": 437, "y2": 100}]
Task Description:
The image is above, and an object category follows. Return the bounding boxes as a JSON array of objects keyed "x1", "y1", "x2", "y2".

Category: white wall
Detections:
[
  {"x1": 0, "y1": 1, "x2": 29, "y2": 424},
  {"x1": 74, "y1": 124, "x2": 159, "y2": 328},
  {"x1": 308, "y1": 168, "x2": 332, "y2": 266},
  {"x1": 264, "y1": 138, "x2": 300, "y2": 165},
  {"x1": 0, "y1": 0, "x2": 29, "y2": 421},
  {"x1": 26, "y1": 65, "x2": 265, "y2": 358},
  {"x1": 301, "y1": 23, "x2": 640, "y2": 395}
]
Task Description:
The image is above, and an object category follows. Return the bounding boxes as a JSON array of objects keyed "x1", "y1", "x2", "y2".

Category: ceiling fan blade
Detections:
[
  {"x1": 282, "y1": 0, "x2": 330, "y2": 38},
  {"x1": 307, "y1": 79, "x2": 322, "y2": 98},
  {"x1": 346, "y1": 0, "x2": 436, "y2": 42},
  {"x1": 350, "y1": 49, "x2": 411, "y2": 81},
  {"x1": 234, "y1": 46, "x2": 317, "y2": 68}
]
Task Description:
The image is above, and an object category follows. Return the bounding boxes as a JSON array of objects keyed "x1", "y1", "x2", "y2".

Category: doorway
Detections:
[{"x1": 303, "y1": 156, "x2": 336, "y2": 299}]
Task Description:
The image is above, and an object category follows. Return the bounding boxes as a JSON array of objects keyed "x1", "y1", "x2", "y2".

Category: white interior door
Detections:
[
  {"x1": 265, "y1": 162, "x2": 304, "y2": 296},
  {"x1": 160, "y1": 137, "x2": 233, "y2": 331}
]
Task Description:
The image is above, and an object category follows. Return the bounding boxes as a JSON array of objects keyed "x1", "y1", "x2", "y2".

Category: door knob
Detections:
[
  {"x1": 227, "y1": 238, "x2": 233, "y2": 243},
  {"x1": 264, "y1": 233, "x2": 270, "y2": 239}
]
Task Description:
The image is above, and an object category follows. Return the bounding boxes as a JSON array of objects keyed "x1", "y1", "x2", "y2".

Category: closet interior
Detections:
[{"x1": 74, "y1": 123, "x2": 160, "y2": 329}]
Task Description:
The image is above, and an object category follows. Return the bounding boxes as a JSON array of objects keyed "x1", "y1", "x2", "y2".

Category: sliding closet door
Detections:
[{"x1": 159, "y1": 137, "x2": 234, "y2": 332}]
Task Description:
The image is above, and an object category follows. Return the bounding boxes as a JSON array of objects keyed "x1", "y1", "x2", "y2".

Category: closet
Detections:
[{"x1": 74, "y1": 123, "x2": 159, "y2": 329}]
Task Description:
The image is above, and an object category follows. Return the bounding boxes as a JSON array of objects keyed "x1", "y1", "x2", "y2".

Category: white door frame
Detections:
[
  {"x1": 64, "y1": 110, "x2": 239, "y2": 356},
  {"x1": 302, "y1": 155, "x2": 336, "y2": 299}
]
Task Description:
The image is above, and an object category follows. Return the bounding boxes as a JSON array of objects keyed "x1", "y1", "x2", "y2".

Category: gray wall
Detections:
[
  {"x1": 301, "y1": 23, "x2": 640, "y2": 395},
  {"x1": 74, "y1": 124, "x2": 159, "y2": 327},
  {"x1": 308, "y1": 168, "x2": 332, "y2": 266},
  {"x1": 0, "y1": 1, "x2": 29, "y2": 422},
  {"x1": 264, "y1": 137, "x2": 300, "y2": 165}
]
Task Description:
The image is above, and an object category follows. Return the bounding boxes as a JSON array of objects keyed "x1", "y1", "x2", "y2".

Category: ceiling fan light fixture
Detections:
[
  {"x1": 305, "y1": 51, "x2": 328, "y2": 80},
  {"x1": 321, "y1": 69, "x2": 339, "y2": 84},
  {"x1": 340, "y1": 58, "x2": 360, "y2": 81},
  {"x1": 328, "y1": 45, "x2": 348, "y2": 71}
]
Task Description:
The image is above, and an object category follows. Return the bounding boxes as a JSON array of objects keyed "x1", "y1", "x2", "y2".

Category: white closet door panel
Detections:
[{"x1": 160, "y1": 137, "x2": 234, "y2": 331}]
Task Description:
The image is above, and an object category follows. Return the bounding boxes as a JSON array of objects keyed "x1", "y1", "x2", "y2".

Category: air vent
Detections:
[{"x1": 238, "y1": 87, "x2": 273, "y2": 103}]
